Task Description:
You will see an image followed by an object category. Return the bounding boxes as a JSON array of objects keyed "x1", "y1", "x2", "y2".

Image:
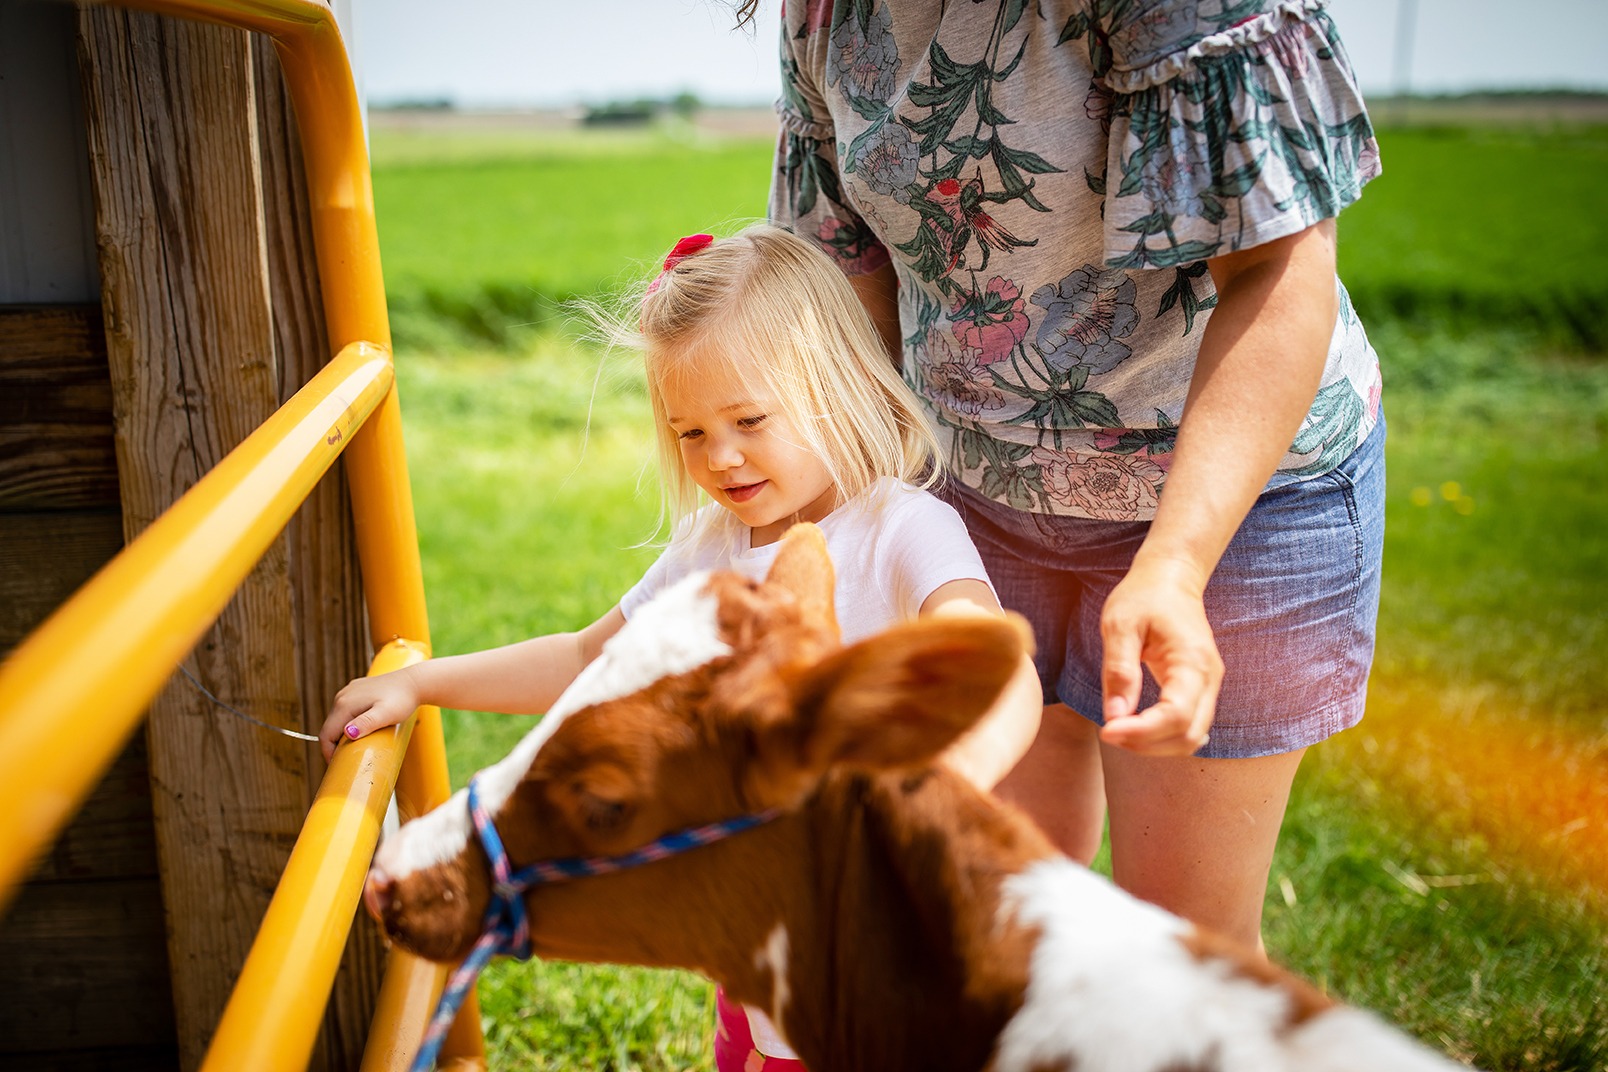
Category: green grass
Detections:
[
  {"x1": 395, "y1": 342, "x2": 660, "y2": 784},
  {"x1": 477, "y1": 959, "x2": 715, "y2": 1072},
  {"x1": 1336, "y1": 124, "x2": 1608, "y2": 349},
  {"x1": 370, "y1": 123, "x2": 1608, "y2": 352},
  {"x1": 372, "y1": 134, "x2": 774, "y2": 349},
  {"x1": 377, "y1": 118, "x2": 1608, "y2": 1069},
  {"x1": 1269, "y1": 743, "x2": 1608, "y2": 1071},
  {"x1": 1372, "y1": 325, "x2": 1608, "y2": 729}
]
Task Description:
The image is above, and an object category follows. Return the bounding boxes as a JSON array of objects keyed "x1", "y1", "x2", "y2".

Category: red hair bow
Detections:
[{"x1": 646, "y1": 233, "x2": 714, "y2": 295}]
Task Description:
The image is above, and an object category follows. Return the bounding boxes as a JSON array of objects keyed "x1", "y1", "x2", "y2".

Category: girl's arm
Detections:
[
  {"x1": 920, "y1": 578, "x2": 1044, "y2": 791},
  {"x1": 318, "y1": 606, "x2": 628, "y2": 760}
]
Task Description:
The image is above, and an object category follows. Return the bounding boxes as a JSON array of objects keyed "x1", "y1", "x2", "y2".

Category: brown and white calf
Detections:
[{"x1": 366, "y1": 524, "x2": 1465, "y2": 1072}]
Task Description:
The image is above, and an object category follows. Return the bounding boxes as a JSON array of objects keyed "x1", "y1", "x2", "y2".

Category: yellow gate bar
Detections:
[
  {"x1": 202, "y1": 639, "x2": 427, "y2": 1072},
  {"x1": 0, "y1": 342, "x2": 393, "y2": 907}
]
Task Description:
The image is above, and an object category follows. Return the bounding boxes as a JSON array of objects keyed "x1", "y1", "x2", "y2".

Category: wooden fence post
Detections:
[{"x1": 76, "y1": 8, "x2": 381, "y2": 1069}]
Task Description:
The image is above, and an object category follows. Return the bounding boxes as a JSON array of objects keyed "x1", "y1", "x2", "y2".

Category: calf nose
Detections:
[{"x1": 364, "y1": 865, "x2": 394, "y2": 921}]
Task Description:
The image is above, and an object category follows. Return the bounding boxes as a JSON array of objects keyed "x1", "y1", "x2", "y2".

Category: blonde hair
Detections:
[{"x1": 626, "y1": 225, "x2": 939, "y2": 539}]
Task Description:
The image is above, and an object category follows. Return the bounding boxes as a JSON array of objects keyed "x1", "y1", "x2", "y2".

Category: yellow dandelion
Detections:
[
  {"x1": 1439, "y1": 481, "x2": 1461, "y2": 501},
  {"x1": 1410, "y1": 487, "x2": 1432, "y2": 506},
  {"x1": 1455, "y1": 495, "x2": 1475, "y2": 515}
]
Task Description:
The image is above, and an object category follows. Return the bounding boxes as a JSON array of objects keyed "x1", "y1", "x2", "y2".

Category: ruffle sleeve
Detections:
[
  {"x1": 768, "y1": 11, "x2": 891, "y2": 277},
  {"x1": 1096, "y1": 1, "x2": 1382, "y2": 270}
]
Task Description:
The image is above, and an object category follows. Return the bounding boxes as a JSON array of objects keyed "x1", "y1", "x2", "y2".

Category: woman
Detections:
[{"x1": 765, "y1": 0, "x2": 1384, "y2": 954}]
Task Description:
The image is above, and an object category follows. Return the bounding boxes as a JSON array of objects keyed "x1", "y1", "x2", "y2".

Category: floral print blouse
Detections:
[{"x1": 769, "y1": 0, "x2": 1384, "y2": 520}]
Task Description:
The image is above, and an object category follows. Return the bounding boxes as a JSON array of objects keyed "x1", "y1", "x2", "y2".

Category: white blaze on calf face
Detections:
[
  {"x1": 375, "y1": 571, "x2": 732, "y2": 880},
  {"x1": 993, "y1": 859, "x2": 1295, "y2": 1072}
]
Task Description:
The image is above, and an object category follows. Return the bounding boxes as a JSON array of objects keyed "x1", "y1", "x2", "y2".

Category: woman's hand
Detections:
[
  {"x1": 1098, "y1": 220, "x2": 1339, "y2": 757},
  {"x1": 1098, "y1": 554, "x2": 1223, "y2": 756},
  {"x1": 318, "y1": 667, "x2": 423, "y2": 761}
]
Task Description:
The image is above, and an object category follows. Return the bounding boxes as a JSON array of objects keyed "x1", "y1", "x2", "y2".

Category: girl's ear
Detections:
[
  {"x1": 764, "y1": 522, "x2": 839, "y2": 641},
  {"x1": 784, "y1": 615, "x2": 1025, "y2": 772}
]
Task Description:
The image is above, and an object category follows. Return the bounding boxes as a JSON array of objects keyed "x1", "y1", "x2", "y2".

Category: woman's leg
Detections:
[
  {"x1": 1100, "y1": 744, "x2": 1306, "y2": 952},
  {"x1": 1057, "y1": 425, "x2": 1385, "y2": 951},
  {"x1": 994, "y1": 703, "x2": 1106, "y2": 865}
]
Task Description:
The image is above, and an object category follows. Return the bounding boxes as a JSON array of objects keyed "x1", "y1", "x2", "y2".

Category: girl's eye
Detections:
[
  {"x1": 738, "y1": 414, "x2": 768, "y2": 430},
  {"x1": 676, "y1": 428, "x2": 703, "y2": 441}
]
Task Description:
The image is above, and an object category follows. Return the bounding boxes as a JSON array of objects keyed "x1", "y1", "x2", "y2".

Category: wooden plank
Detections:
[
  {"x1": 0, "y1": 878, "x2": 178, "y2": 1053},
  {"x1": 252, "y1": 36, "x2": 382, "y2": 1072},
  {"x1": 0, "y1": 303, "x2": 106, "y2": 368},
  {"x1": 0, "y1": 304, "x2": 119, "y2": 509},
  {"x1": 0, "y1": 510, "x2": 124, "y2": 655},
  {"x1": 0, "y1": 513, "x2": 156, "y2": 889},
  {"x1": 26, "y1": 734, "x2": 160, "y2": 885},
  {"x1": 75, "y1": 11, "x2": 314, "y2": 1070},
  {"x1": 0, "y1": 1046, "x2": 178, "y2": 1072}
]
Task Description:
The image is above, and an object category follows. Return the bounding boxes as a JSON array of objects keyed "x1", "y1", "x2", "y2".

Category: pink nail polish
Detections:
[{"x1": 346, "y1": 725, "x2": 360, "y2": 739}]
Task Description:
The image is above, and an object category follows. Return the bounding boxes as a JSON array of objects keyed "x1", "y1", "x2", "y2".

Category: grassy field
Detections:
[
  {"x1": 374, "y1": 108, "x2": 1608, "y2": 1070},
  {"x1": 396, "y1": 338, "x2": 1608, "y2": 1072},
  {"x1": 371, "y1": 119, "x2": 1608, "y2": 352},
  {"x1": 1336, "y1": 124, "x2": 1608, "y2": 349},
  {"x1": 1370, "y1": 326, "x2": 1608, "y2": 726},
  {"x1": 372, "y1": 129, "x2": 774, "y2": 351}
]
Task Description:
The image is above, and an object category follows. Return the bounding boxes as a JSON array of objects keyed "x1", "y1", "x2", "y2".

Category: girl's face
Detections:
[{"x1": 661, "y1": 362, "x2": 837, "y2": 548}]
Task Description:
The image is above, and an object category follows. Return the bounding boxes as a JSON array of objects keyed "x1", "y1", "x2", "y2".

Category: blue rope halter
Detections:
[{"x1": 409, "y1": 775, "x2": 781, "y2": 1071}]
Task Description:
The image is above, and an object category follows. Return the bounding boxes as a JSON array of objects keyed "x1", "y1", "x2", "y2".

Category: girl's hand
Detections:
[
  {"x1": 318, "y1": 668, "x2": 423, "y2": 761},
  {"x1": 1099, "y1": 555, "x2": 1224, "y2": 756}
]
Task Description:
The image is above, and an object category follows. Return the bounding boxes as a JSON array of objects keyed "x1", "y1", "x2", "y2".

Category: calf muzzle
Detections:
[{"x1": 363, "y1": 854, "x2": 489, "y2": 964}]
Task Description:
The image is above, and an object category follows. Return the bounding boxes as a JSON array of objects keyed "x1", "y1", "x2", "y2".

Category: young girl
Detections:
[{"x1": 320, "y1": 225, "x2": 1039, "y2": 1071}]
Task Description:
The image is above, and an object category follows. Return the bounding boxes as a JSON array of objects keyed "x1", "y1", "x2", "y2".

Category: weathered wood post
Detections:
[{"x1": 65, "y1": 6, "x2": 385, "y2": 1069}]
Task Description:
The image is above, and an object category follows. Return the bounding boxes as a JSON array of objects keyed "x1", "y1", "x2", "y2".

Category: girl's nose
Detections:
[{"x1": 707, "y1": 436, "x2": 743, "y2": 471}]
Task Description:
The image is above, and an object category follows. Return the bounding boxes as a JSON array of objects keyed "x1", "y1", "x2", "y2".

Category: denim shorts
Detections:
[{"x1": 942, "y1": 418, "x2": 1385, "y2": 759}]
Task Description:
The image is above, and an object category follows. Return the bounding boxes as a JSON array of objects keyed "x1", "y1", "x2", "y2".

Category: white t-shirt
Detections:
[{"x1": 619, "y1": 479, "x2": 994, "y2": 643}]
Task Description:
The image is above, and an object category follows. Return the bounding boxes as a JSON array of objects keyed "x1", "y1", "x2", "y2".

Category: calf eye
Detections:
[{"x1": 583, "y1": 796, "x2": 628, "y2": 831}]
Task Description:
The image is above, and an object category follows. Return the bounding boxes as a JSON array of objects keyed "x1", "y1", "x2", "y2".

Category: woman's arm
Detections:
[
  {"x1": 318, "y1": 605, "x2": 627, "y2": 759},
  {"x1": 1098, "y1": 219, "x2": 1339, "y2": 756},
  {"x1": 921, "y1": 578, "x2": 1044, "y2": 790}
]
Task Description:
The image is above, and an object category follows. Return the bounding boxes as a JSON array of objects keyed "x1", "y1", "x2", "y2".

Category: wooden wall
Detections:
[
  {"x1": 0, "y1": 5, "x2": 178, "y2": 1064},
  {"x1": 0, "y1": 4, "x2": 383, "y2": 1070},
  {"x1": 0, "y1": 304, "x2": 180, "y2": 1070}
]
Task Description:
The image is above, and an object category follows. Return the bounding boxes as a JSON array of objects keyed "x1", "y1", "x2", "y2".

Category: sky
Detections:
[{"x1": 359, "y1": 0, "x2": 1608, "y2": 109}]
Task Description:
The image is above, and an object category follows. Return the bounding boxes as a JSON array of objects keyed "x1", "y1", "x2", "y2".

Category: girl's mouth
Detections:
[{"x1": 723, "y1": 481, "x2": 767, "y2": 504}]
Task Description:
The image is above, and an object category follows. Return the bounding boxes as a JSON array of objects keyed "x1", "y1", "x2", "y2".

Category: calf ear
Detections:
[
  {"x1": 787, "y1": 616, "x2": 1024, "y2": 771},
  {"x1": 765, "y1": 522, "x2": 839, "y2": 641}
]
